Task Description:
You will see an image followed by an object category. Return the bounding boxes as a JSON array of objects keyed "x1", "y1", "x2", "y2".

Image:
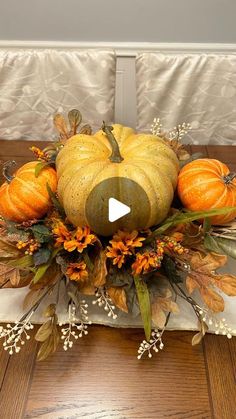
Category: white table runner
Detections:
[{"x1": 0, "y1": 258, "x2": 235, "y2": 335}]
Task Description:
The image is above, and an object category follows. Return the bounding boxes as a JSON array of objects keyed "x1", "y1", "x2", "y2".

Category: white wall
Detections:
[{"x1": 1, "y1": 0, "x2": 236, "y2": 43}]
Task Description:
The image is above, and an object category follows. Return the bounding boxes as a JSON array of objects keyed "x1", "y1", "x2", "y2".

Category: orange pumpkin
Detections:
[
  {"x1": 0, "y1": 161, "x2": 57, "y2": 222},
  {"x1": 177, "y1": 158, "x2": 236, "y2": 225}
]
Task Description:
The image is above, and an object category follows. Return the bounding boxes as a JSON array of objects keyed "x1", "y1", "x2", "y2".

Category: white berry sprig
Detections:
[
  {"x1": 137, "y1": 329, "x2": 164, "y2": 359},
  {"x1": 60, "y1": 300, "x2": 92, "y2": 351},
  {"x1": 92, "y1": 287, "x2": 118, "y2": 320},
  {"x1": 0, "y1": 311, "x2": 34, "y2": 355}
]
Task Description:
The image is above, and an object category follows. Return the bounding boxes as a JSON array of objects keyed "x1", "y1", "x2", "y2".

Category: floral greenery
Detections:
[{"x1": 0, "y1": 110, "x2": 236, "y2": 361}]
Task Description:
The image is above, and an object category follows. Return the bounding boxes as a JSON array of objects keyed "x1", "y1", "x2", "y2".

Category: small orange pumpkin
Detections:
[
  {"x1": 0, "y1": 161, "x2": 57, "y2": 222},
  {"x1": 177, "y1": 158, "x2": 236, "y2": 225}
]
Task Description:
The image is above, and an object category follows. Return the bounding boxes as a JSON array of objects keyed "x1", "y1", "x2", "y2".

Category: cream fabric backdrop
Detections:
[
  {"x1": 136, "y1": 52, "x2": 236, "y2": 145},
  {"x1": 0, "y1": 48, "x2": 116, "y2": 140}
]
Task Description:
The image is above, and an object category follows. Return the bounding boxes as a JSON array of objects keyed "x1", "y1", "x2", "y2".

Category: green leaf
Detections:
[
  {"x1": 32, "y1": 262, "x2": 51, "y2": 284},
  {"x1": 35, "y1": 161, "x2": 52, "y2": 178},
  {"x1": 204, "y1": 235, "x2": 222, "y2": 253},
  {"x1": 31, "y1": 224, "x2": 51, "y2": 244},
  {"x1": 205, "y1": 234, "x2": 236, "y2": 259},
  {"x1": 203, "y1": 218, "x2": 211, "y2": 234},
  {"x1": 134, "y1": 275, "x2": 151, "y2": 340},
  {"x1": 33, "y1": 247, "x2": 51, "y2": 266},
  {"x1": 46, "y1": 183, "x2": 65, "y2": 217},
  {"x1": 148, "y1": 207, "x2": 236, "y2": 240},
  {"x1": 32, "y1": 248, "x2": 61, "y2": 284},
  {"x1": 68, "y1": 109, "x2": 82, "y2": 135},
  {"x1": 7, "y1": 254, "x2": 34, "y2": 268}
]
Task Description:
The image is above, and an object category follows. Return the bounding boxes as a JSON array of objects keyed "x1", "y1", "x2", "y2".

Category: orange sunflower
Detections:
[
  {"x1": 66, "y1": 261, "x2": 88, "y2": 282},
  {"x1": 132, "y1": 252, "x2": 162, "y2": 275},
  {"x1": 64, "y1": 226, "x2": 96, "y2": 253},
  {"x1": 52, "y1": 221, "x2": 72, "y2": 247},
  {"x1": 106, "y1": 230, "x2": 145, "y2": 268}
]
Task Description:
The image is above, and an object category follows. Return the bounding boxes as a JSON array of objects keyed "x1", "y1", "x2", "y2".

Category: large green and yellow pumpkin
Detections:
[
  {"x1": 56, "y1": 124, "x2": 180, "y2": 235},
  {"x1": 0, "y1": 161, "x2": 57, "y2": 222}
]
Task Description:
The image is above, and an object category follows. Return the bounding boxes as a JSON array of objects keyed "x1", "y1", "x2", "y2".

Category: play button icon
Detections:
[
  {"x1": 108, "y1": 198, "x2": 131, "y2": 222},
  {"x1": 85, "y1": 177, "x2": 150, "y2": 236}
]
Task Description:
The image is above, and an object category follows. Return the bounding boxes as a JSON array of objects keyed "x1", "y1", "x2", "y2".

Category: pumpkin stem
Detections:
[
  {"x1": 102, "y1": 122, "x2": 124, "y2": 163},
  {"x1": 223, "y1": 173, "x2": 236, "y2": 185},
  {"x1": 2, "y1": 160, "x2": 16, "y2": 183}
]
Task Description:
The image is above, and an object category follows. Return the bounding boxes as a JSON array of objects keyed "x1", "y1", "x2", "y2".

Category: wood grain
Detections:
[
  {"x1": 0, "y1": 142, "x2": 235, "y2": 419},
  {"x1": 0, "y1": 329, "x2": 38, "y2": 419},
  {"x1": 25, "y1": 328, "x2": 211, "y2": 419},
  {"x1": 203, "y1": 335, "x2": 236, "y2": 419}
]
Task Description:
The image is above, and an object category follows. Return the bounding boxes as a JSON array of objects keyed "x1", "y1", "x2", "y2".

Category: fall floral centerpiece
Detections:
[{"x1": 0, "y1": 110, "x2": 236, "y2": 360}]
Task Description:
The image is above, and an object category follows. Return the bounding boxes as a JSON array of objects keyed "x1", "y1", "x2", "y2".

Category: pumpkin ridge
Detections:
[
  {"x1": 15, "y1": 177, "x2": 49, "y2": 205},
  {"x1": 5, "y1": 187, "x2": 26, "y2": 220},
  {"x1": 120, "y1": 161, "x2": 170, "y2": 227},
  {"x1": 209, "y1": 159, "x2": 228, "y2": 176},
  {"x1": 180, "y1": 178, "x2": 222, "y2": 197},
  {"x1": 8, "y1": 187, "x2": 42, "y2": 217},
  {"x1": 179, "y1": 167, "x2": 219, "y2": 178},
  {"x1": 125, "y1": 157, "x2": 178, "y2": 187},
  {"x1": 57, "y1": 158, "x2": 108, "y2": 201}
]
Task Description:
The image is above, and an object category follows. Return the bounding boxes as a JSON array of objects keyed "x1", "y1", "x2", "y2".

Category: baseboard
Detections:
[{"x1": 0, "y1": 41, "x2": 235, "y2": 57}]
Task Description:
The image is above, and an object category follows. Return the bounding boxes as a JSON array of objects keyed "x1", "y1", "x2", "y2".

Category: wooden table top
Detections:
[{"x1": 0, "y1": 141, "x2": 235, "y2": 419}]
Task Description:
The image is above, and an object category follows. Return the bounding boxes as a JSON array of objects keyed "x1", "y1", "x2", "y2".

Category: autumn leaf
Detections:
[
  {"x1": 23, "y1": 288, "x2": 44, "y2": 310},
  {"x1": 185, "y1": 251, "x2": 236, "y2": 312},
  {"x1": 90, "y1": 250, "x2": 107, "y2": 288},
  {"x1": 200, "y1": 287, "x2": 224, "y2": 312},
  {"x1": 152, "y1": 289, "x2": 179, "y2": 328},
  {"x1": 0, "y1": 237, "x2": 20, "y2": 258},
  {"x1": 36, "y1": 303, "x2": 59, "y2": 361},
  {"x1": 192, "y1": 320, "x2": 209, "y2": 346},
  {"x1": 107, "y1": 286, "x2": 128, "y2": 313},
  {"x1": 79, "y1": 124, "x2": 92, "y2": 135},
  {"x1": 0, "y1": 262, "x2": 32, "y2": 288},
  {"x1": 53, "y1": 114, "x2": 69, "y2": 140},
  {"x1": 215, "y1": 274, "x2": 236, "y2": 296}
]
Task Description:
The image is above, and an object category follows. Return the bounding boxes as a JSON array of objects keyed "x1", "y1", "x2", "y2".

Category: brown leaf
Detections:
[
  {"x1": 35, "y1": 320, "x2": 53, "y2": 342},
  {"x1": 44, "y1": 303, "x2": 56, "y2": 318},
  {"x1": 37, "y1": 326, "x2": 59, "y2": 361},
  {"x1": 0, "y1": 263, "x2": 31, "y2": 288},
  {"x1": 216, "y1": 274, "x2": 236, "y2": 296},
  {"x1": 53, "y1": 114, "x2": 69, "y2": 140},
  {"x1": 91, "y1": 250, "x2": 107, "y2": 287},
  {"x1": 186, "y1": 276, "x2": 199, "y2": 294},
  {"x1": 23, "y1": 288, "x2": 44, "y2": 310},
  {"x1": 190, "y1": 252, "x2": 227, "y2": 273},
  {"x1": 77, "y1": 283, "x2": 96, "y2": 296},
  {"x1": 107, "y1": 287, "x2": 128, "y2": 313},
  {"x1": 192, "y1": 320, "x2": 209, "y2": 346},
  {"x1": 200, "y1": 287, "x2": 224, "y2": 313},
  {"x1": 0, "y1": 238, "x2": 20, "y2": 258},
  {"x1": 152, "y1": 302, "x2": 166, "y2": 328},
  {"x1": 79, "y1": 124, "x2": 92, "y2": 135},
  {"x1": 192, "y1": 331, "x2": 204, "y2": 346},
  {"x1": 9, "y1": 268, "x2": 21, "y2": 286}
]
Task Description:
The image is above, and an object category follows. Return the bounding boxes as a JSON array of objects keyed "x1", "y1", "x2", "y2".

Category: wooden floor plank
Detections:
[
  {"x1": 24, "y1": 327, "x2": 211, "y2": 419},
  {"x1": 0, "y1": 339, "x2": 10, "y2": 389},
  {"x1": 0, "y1": 330, "x2": 38, "y2": 419},
  {"x1": 203, "y1": 335, "x2": 236, "y2": 419}
]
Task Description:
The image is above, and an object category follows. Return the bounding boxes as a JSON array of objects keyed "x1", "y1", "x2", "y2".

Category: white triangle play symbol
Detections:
[{"x1": 108, "y1": 197, "x2": 131, "y2": 222}]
